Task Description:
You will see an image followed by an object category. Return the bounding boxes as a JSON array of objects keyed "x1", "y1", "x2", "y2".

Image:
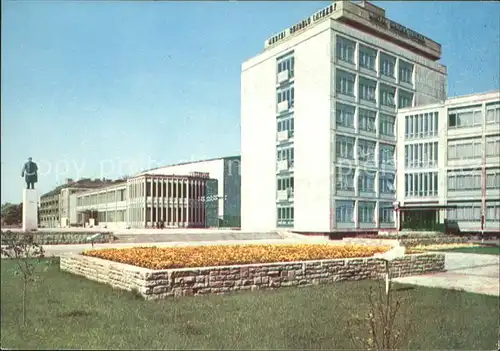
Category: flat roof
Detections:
[{"x1": 138, "y1": 155, "x2": 240, "y2": 174}]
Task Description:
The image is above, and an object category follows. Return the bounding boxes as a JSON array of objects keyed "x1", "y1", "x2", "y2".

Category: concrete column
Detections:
[{"x1": 186, "y1": 180, "x2": 189, "y2": 227}]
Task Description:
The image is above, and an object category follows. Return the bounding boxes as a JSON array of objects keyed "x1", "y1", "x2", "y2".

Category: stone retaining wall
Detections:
[{"x1": 60, "y1": 253, "x2": 445, "y2": 300}]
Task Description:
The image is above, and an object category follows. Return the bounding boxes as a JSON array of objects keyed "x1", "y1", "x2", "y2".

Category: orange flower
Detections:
[{"x1": 82, "y1": 244, "x2": 390, "y2": 270}]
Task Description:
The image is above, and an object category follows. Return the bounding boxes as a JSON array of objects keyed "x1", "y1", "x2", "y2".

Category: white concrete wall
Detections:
[
  {"x1": 294, "y1": 28, "x2": 332, "y2": 232},
  {"x1": 241, "y1": 47, "x2": 277, "y2": 232}
]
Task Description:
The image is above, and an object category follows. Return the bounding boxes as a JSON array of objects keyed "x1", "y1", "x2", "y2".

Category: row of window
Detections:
[
  {"x1": 276, "y1": 54, "x2": 296, "y2": 221},
  {"x1": 447, "y1": 170, "x2": 500, "y2": 190},
  {"x1": 336, "y1": 36, "x2": 413, "y2": 83},
  {"x1": 77, "y1": 189, "x2": 126, "y2": 206},
  {"x1": 96, "y1": 210, "x2": 127, "y2": 223},
  {"x1": 447, "y1": 103, "x2": 500, "y2": 128},
  {"x1": 404, "y1": 142, "x2": 439, "y2": 168},
  {"x1": 448, "y1": 108, "x2": 482, "y2": 128},
  {"x1": 336, "y1": 201, "x2": 395, "y2": 223},
  {"x1": 404, "y1": 112, "x2": 439, "y2": 139},
  {"x1": 336, "y1": 135, "x2": 395, "y2": 164},
  {"x1": 336, "y1": 69, "x2": 414, "y2": 108},
  {"x1": 336, "y1": 103, "x2": 395, "y2": 136},
  {"x1": 448, "y1": 139, "x2": 482, "y2": 160},
  {"x1": 404, "y1": 172, "x2": 439, "y2": 197},
  {"x1": 336, "y1": 168, "x2": 395, "y2": 193},
  {"x1": 447, "y1": 204, "x2": 500, "y2": 222}
]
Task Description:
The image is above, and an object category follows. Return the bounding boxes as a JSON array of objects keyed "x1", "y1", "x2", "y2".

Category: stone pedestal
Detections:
[{"x1": 22, "y1": 189, "x2": 38, "y2": 232}]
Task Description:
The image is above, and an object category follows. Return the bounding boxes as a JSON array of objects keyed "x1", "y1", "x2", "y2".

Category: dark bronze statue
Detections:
[{"x1": 21, "y1": 157, "x2": 38, "y2": 189}]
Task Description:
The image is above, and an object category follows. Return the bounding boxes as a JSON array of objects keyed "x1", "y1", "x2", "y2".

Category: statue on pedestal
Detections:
[{"x1": 21, "y1": 157, "x2": 38, "y2": 189}]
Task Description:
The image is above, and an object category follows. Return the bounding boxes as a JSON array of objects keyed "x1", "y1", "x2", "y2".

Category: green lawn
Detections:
[
  {"x1": 438, "y1": 246, "x2": 500, "y2": 255},
  {"x1": 1, "y1": 259, "x2": 499, "y2": 350}
]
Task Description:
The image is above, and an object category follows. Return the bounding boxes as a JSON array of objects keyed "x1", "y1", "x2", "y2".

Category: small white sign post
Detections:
[
  {"x1": 374, "y1": 242, "x2": 406, "y2": 295},
  {"x1": 86, "y1": 233, "x2": 103, "y2": 248}
]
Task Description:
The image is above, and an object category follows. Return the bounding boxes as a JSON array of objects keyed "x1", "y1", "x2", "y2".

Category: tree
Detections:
[
  {"x1": 0, "y1": 231, "x2": 46, "y2": 327},
  {"x1": 1, "y1": 202, "x2": 22, "y2": 226},
  {"x1": 346, "y1": 276, "x2": 415, "y2": 350}
]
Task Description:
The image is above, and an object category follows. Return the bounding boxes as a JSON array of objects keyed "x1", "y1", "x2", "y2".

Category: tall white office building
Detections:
[
  {"x1": 396, "y1": 91, "x2": 500, "y2": 232},
  {"x1": 241, "y1": 1, "x2": 447, "y2": 233}
]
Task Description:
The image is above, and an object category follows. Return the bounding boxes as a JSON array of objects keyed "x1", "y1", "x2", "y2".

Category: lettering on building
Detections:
[
  {"x1": 369, "y1": 12, "x2": 425, "y2": 46},
  {"x1": 389, "y1": 21, "x2": 426, "y2": 45},
  {"x1": 267, "y1": 3, "x2": 337, "y2": 47},
  {"x1": 368, "y1": 13, "x2": 388, "y2": 28}
]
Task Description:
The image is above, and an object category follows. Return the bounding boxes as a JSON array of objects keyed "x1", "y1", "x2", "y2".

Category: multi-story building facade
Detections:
[
  {"x1": 396, "y1": 90, "x2": 500, "y2": 232},
  {"x1": 75, "y1": 172, "x2": 218, "y2": 229},
  {"x1": 241, "y1": 1, "x2": 447, "y2": 232},
  {"x1": 138, "y1": 156, "x2": 241, "y2": 227},
  {"x1": 39, "y1": 178, "x2": 117, "y2": 228}
]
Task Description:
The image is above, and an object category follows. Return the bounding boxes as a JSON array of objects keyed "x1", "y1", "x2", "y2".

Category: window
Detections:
[
  {"x1": 398, "y1": 90, "x2": 413, "y2": 109},
  {"x1": 486, "y1": 169, "x2": 500, "y2": 189},
  {"x1": 277, "y1": 175, "x2": 294, "y2": 194},
  {"x1": 358, "y1": 201, "x2": 375, "y2": 223},
  {"x1": 486, "y1": 103, "x2": 500, "y2": 124},
  {"x1": 359, "y1": 77, "x2": 377, "y2": 102},
  {"x1": 359, "y1": 108, "x2": 376, "y2": 132},
  {"x1": 336, "y1": 135, "x2": 355, "y2": 159},
  {"x1": 336, "y1": 36, "x2": 355, "y2": 63},
  {"x1": 379, "y1": 144, "x2": 395, "y2": 167},
  {"x1": 447, "y1": 171, "x2": 482, "y2": 190},
  {"x1": 277, "y1": 115, "x2": 295, "y2": 136},
  {"x1": 448, "y1": 107, "x2": 482, "y2": 128},
  {"x1": 447, "y1": 205, "x2": 481, "y2": 222},
  {"x1": 380, "y1": 84, "x2": 396, "y2": 107},
  {"x1": 358, "y1": 170, "x2": 375, "y2": 192},
  {"x1": 486, "y1": 136, "x2": 500, "y2": 156},
  {"x1": 277, "y1": 146, "x2": 294, "y2": 167},
  {"x1": 359, "y1": 45, "x2": 376, "y2": 70},
  {"x1": 336, "y1": 103, "x2": 355, "y2": 128},
  {"x1": 336, "y1": 69, "x2": 355, "y2": 96},
  {"x1": 358, "y1": 139, "x2": 376, "y2": 163},
  {"x1": 277, "y1": 206, "x2": 294, "y2": 226},
  {"x1": 277, "y1": 54, "x2": 295, "y2": 79},
  {"x1": 380, "y1": 52, "x2": 396, "y2": 78},
  {"x1": 336, "y1": 201, "x2": 354, "y2": 223},
  {"x1": 405, "y1": 171, "x2": 438, "y2": 197},
  {"x1": 447, "y1": 139, "x2": 482, "y2": 160},
  {"x1": 277, "y1": 85, "x2": 294, "y2": 109},
  {"x1": 380, "y1": 173, "x2": 396, "y2": 193},
  {"x1": 380, "y1": 114, "x2": 395, "y2": 137},
  {"x1": 379, "y1": 203, "x2": 394, "y2": 223},
  {"x1": 399, "y1": 60, "x2": 413, "y2": 84},
  {"x1": 336, "y1": 167, "x2": 355, "y2": 191},
  {"x1": 486, "y1": 203, "x2": 500, "y2": 221}
]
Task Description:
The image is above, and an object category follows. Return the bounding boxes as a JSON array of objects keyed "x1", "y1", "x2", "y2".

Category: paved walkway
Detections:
[
  {"x1": 394, "y1": 252, "x2": 500, "y2": 296},
  {"x1": 26, "y1": 234, "x2": 331, "y2": 257}
]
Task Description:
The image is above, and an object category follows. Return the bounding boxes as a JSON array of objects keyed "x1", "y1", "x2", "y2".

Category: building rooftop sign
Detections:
[
  {"x1": 264, "y1": 1, "x2": 441, "y2": 60},
  {"x1": 266, "y1": 2, "x2": 338, "y2": 48}
]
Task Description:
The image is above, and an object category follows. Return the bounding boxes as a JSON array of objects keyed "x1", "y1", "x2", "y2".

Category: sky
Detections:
[{"x1": 1, "y1": 1, "x2": 499, "y2": 204}]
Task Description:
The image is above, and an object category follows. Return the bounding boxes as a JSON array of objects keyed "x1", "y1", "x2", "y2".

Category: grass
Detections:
[
  {"x1": 436, "y1": 245, "x2": 500, "y2": 255},
  {"x1": 1, "y1": 259, "x2": 499, "y2": 350}
]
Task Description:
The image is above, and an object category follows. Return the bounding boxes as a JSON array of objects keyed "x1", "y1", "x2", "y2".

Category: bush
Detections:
[{"x1": 83, "y1": 244, "x2": 391, "y2": 270}]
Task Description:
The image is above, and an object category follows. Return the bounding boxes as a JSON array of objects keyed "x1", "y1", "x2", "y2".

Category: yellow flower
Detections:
[{"x1": 82, "y1": 244, "x2": 391, "y2": 270}]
